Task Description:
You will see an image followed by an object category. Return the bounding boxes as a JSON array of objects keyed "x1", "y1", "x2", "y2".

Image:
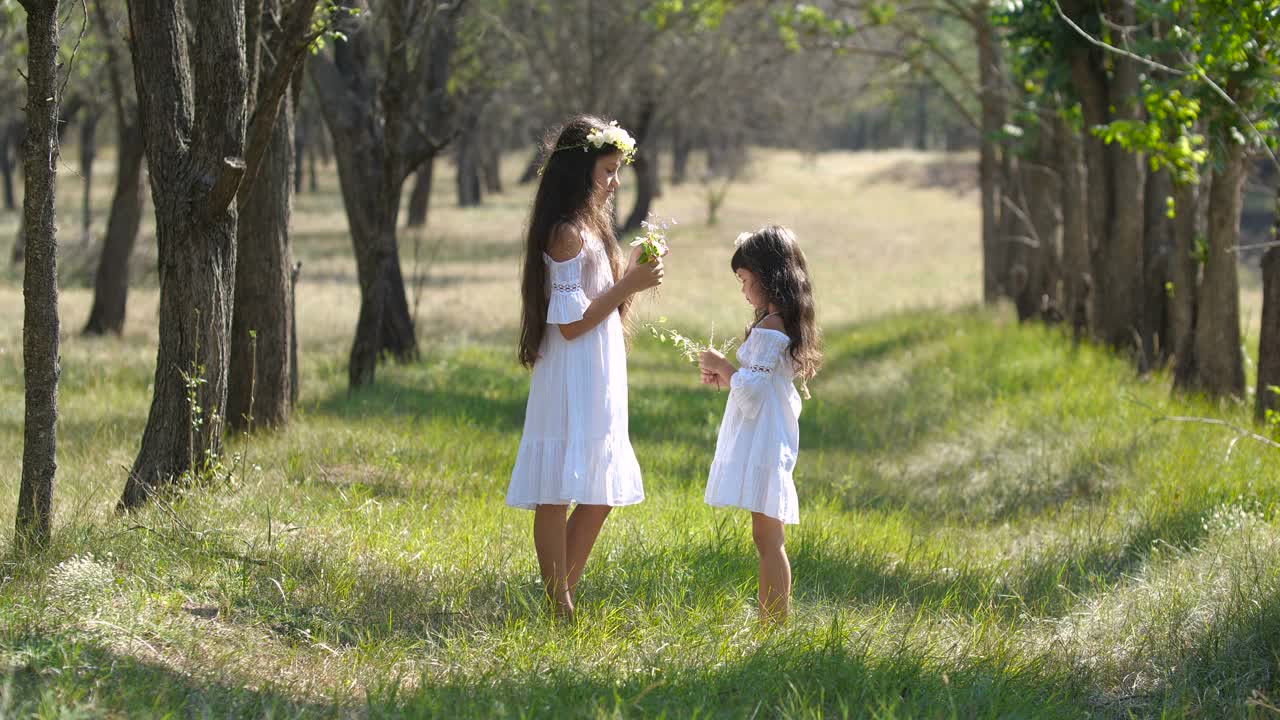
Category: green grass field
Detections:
[{"x1": 0, "y1": 150, "x2": 1277, "y2": 718}]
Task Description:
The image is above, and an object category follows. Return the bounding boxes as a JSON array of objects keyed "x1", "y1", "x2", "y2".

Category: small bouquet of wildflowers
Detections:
[
  {"x1": 646, "y1": 318, "x2": 737, "y2": 363},
  {"x1": 630, "y1": 214, "x2": 674, "y2": 265}
]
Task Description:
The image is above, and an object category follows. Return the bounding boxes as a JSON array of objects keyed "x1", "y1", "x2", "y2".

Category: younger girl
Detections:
[
  {"x1": 698, "y1": 226, "x2": 821, "y2": 623},
  {"x1": 507, "y1": 115, "x2": 664, "y2": 619}
]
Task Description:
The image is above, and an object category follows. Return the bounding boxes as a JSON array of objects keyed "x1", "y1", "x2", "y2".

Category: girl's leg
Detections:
[
  {"x1": 533, "y1": 504, "x2": 573, "y2": 618},
  {"x1": 751, "y1": 512, "x2": 791, "y2": 623},
  {"x1": 565, "y1": 504, "x2": 613, "y2": 595}
]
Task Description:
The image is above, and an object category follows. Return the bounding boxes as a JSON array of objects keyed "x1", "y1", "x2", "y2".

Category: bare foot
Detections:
[{"x1": 549, "y1": 593, "x2": 575, "y2": 622}]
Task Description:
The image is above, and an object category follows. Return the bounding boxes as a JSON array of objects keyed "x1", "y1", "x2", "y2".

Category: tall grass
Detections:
[{"x1": 1, "y1": 150, "x2": 1275, "y2": 718}]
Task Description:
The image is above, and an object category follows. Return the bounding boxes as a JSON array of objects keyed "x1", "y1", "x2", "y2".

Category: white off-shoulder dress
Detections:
[
  {"x1": 506, "y1": 231, "x2": 644, "y2": 509},
  {"x1": 705, "y1": 326, "x2": 802, "y2": 524}
]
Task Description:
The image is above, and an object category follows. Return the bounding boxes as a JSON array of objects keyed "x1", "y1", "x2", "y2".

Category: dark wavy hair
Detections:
[
  {"x1": 731, "y1": 225, "x2": 822, "y2": 392},
  {"x1": 518, "y1": 115, "x2": 630, "y2": 368}
]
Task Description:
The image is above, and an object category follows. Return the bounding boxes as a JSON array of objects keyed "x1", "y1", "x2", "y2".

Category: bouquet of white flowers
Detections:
[{"x1": 630, "y1": 215, "x2": 674, "y2": 265}]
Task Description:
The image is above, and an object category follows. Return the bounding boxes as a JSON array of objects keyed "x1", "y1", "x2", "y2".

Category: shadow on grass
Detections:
[
  {"x1": 593, "y1": 502, "x2": 1214, "y2": 624},
  {"x1": 838, "y1": 430, "x2": 1148, "y2": 525},
  {"x1": 315, "y1": 373, "x2": 528, "y2": 434},
  {"x1": 365, "y1": 629, "x2": 1086, "y2": 719},
  {"x1": 224, "y1": 542, "x2": 544, "y2": 651},
  {"x1": 1, "y1": 619, "x2": 1085, "y2": 719},
  {"x1": 313, "y1": 310, "x2": 1152, "y2": 530},
  {"x1": 1, "y1": 631, "x2": 341, "y2": 718}
]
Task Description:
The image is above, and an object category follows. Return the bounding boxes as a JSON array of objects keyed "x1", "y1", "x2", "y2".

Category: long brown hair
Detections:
[
  {"x1": 518, "y1": 115, "x2": 631, "y2": 367},
  {"x1": 731, "y1": 225, "x2": 822, "y2": 390}
]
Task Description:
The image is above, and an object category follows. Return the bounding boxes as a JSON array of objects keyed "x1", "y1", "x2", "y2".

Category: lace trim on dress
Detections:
[
  {"x1": 552, "y1": 281, "x2": 582, "y2": 293},
  {"x1": 746, "y1": 364, "x2": 774, "y2": 374}
]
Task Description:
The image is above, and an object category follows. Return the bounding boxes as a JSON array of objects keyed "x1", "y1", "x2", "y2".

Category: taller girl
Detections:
[{"x1": 507, "y1": 115, "x2": 663, "y2": 618}]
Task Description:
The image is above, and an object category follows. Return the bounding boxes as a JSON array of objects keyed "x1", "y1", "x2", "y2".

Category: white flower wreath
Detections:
[{"x1": 584, "y1": 121, "x2": 638, "y2": 164}]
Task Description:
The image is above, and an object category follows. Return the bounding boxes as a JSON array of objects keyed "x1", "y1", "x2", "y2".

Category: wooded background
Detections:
[{"x1": 4, "y1": 0, "x2": 1278, "y2": 546}]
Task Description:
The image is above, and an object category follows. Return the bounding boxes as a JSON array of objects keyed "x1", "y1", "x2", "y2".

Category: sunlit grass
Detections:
[{"x1": 1, "y1": 150, "x2": 1278, "y2": 718}]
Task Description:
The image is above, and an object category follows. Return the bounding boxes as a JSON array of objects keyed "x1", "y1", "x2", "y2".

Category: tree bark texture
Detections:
[
  {"x1": 83, "y1": 123, "x2": 145, "y2": 335},
  {"x1": 1143, "y1": 168, "x2": 1173, "y2": 366},
  {"x1": 1256, "y1": 185, "x2": 1280, "y2": 423},
  {"x1": 976, "y1": 2, "x2": 1006, "y2": 303},
  {"x1": 1191, "y1": 138, "x2": 1247, "y2": 398},
  {"x1": 1058, "y1": 114, "x2": 1091, "y2": 343},
  {"x1": 309, "y1": 0, "x2": 466, "y2": 387},
  {"x1": 119, "y1": 0, "x2": 248, "y2": 510},
  {"x1": 1170, "y1": 178, "x2": 1206, "y2": 391},
  {"x1": 405, "y1": 155, "x2": 435, "y2": 227},
  {"x1": 228, "y1": 0, "x2": 297, "y2": 432},
  {"x1": 78, "y1": 110, "x2": 98, "y2": 242},
  {"x1": 1095, "y1": 0, "x2": 1146, "y2": 358},
  {"x1": 622, "y1": 102, "x2": 658, "y2": 231},
  {"x1": 16, "y1": 0, "x2": 62, "y2": 550}
]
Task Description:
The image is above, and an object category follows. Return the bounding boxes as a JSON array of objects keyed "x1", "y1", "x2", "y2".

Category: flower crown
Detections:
[
  {"x1": 546, "y1": 121, "x2": 638, "y2": 171},
  {"x1": 585, "y1": 122, "x2": 638, "y2": 163}
]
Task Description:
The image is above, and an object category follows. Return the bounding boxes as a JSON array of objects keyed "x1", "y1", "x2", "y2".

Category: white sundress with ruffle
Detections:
[
  {"x1": 506, "y1": 230, "x2": 644, "y2": 509},
  {"x1": 704, "y1": 325, "x2": 802, "y2": 524}
]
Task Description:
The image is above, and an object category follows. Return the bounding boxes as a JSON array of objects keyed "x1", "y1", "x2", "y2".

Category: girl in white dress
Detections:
[
  {"x1": 698, "y1": 225, "x2": 821, "y2": 623},
  {"x1": 508, "y1": 115, "x2": 664, "y2": 619}
]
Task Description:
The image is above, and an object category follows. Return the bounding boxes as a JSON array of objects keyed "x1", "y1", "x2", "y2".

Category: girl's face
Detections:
[
  {"x1": 591, "y1": 151, "x2": 623, "y2": 207},
  {"x1": 736, "y1": 267, "x2": 769, "y2": 310}
]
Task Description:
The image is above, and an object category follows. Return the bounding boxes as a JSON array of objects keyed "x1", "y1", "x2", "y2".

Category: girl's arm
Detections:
[
  {"x1": 699, "y1": 316, "x2": 788, "y2": 412},
  {"x1": 697, "y1": 316, "x2": 784, "y2": 383},
  {"x1": 548, "y1": 226, "x2": 664, "y2": 341},
  {"x1": 698, "y1": 349, "x2": 736, "y2": 388}
]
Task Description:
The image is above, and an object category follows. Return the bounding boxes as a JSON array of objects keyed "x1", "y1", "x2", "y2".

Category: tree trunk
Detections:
[
  {"x1": 12, "y1": 215, "x2": 26, "y2": 265},
  {"x1": 83, "y1": 122, "x2": 145, "y2": 336},
  {"x1": 228, "y1": 46, "x2": 295, "y2": 432},
  {"x1": 405, "y1": 155, "x2": 435, "y2": 228},
  {"x1": 1257, "y1": 187, "x2": 1280, "y2": 424},
  {"x1": 83, "y1": 0, "x2": 145, "y2": 337},
  {"x1": 1, "y1": 121, "x2": 18, "y2": 211},
  {"x1": 1143, "y1": 168, "x2": 1173, "y2": 366},
  {"x1": 79, "y1": 110, "x2": 98, "y2": 243},
  {"x1": 311, "y1": 0, "x2": 462, "y2": 387},
  {"x1": 671, "y1": 125, "x2": 691, "y2": 186},
  {"x1": 310, "y1": 26, "x2": 420, "y2": 388},
  {"x1": 1069, "y1": 47, "x2": 1114, "y2": 342},
  {"x1": 915, "y1": 83, "x2": 929, "y2": 151},
  {"x1": 976, "y1": 3, "x2": 1006, "y2": 303},
  {"x1": 482, "y1": 147, "x2": 502, "y2": 195},
  {"x1": 1058, "y1": 114, "x2": 1091, "y2": 343},
  {"x1": 518, "y1": 145, "x2": 540, "y2": 185},
  {"x1": 1190, "y1": 140, "x2": 1247, "y2": 398},
  {"x1": 290, "y1": 260, "x2": 301, "y2": 405},
  {"x1": 293, "y1": 117, "x2": 305, "y2": 193},
  {"x1": 646, "y1": 132, "x2": 662, "y2": 200},
  {"x1": 622, "y1": 103, "x2": 658, "y2": 231},
  {"x1": 119, "y1": 0, "x2": 249, "y2": 511},
  {"x1": 1170, "y1": 178, "x2": 1205, "y2": 391},
  {"x1": 456, "y1": 129, "x2": 482, "y2": 207},
  {"x1": 623, "y1": 146, "x2": 658, "y2": 231},
  {"x1": 1095, "y1": 0, "x2": 1145, "y2": 360},
  {"x1": 1015, "y1": 114, "x2": 1061, "y2": 323},
  {"x1": 15, "y1": 0, "x2": 62, "y2": 551},
  {"x1": 308, "y1": 142, "x2": 319, "y2": 193}
]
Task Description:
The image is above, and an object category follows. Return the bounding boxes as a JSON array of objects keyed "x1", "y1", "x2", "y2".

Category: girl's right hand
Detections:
[{"x1": 624, "y1": 256, "x2": 664, "y2": 294}]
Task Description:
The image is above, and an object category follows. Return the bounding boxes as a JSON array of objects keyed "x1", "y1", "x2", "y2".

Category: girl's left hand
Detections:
[
  {"x1": 700, "y1": 369, "x2": 723, "y2": 389},
  {"x1": 698, "y1": 349, "x2": 734, "y2": 383}
]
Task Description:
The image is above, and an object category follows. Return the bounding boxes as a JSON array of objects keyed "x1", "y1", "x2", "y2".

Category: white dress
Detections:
[
  {"x1": 704, "y1": 327, "x2": 802, "y2": 524},
  {"x1": 506, "y1": 231, "x2": 644, "y2": 509}
]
